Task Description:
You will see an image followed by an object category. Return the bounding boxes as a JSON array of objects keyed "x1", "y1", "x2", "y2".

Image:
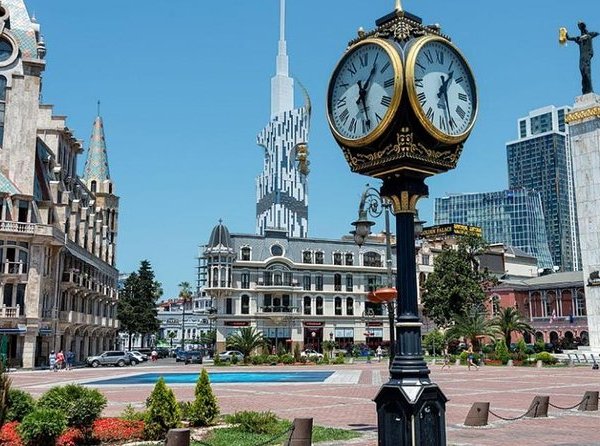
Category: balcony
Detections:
[
  {"x1": 1, "y1": 261, "x2": 27, "y2": 276},
  {"x1": 0, "y1": 221, "x2": 35, "y2": 234},
  {"x1": 0, "y1": 305, "x2": 20, "y2": 318},
  {"x1": 255, "y1": 279, "x2": 300, "y2": 292},
  {"x1": 59, "y1": 310, "x2": 85, "y2": 324},
  {"x1": 257, "y1": 306, "x2": 299, "y2": 314}
]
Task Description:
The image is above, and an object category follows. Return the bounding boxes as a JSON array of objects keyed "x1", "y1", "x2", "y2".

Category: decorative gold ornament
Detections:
[
  {"x1": 559, "y1": 27, "x2": 568, "y2": 45},
  {"x1": 565, "y1": 106, "x2": 600, "y2": 123}
]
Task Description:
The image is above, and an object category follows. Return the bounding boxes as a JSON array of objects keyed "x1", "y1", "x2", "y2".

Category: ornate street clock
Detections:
[{"x1": 327, "y1": 9, "x2": 478, "y2": 179}]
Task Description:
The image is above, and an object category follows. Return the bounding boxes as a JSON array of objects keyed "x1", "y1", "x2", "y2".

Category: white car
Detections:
[
  {"x1": 128, "y1": 351, "x2": 147, "y2": 364},
  {"x1": 218, "y1": 350, "x2": 245, "y2": 361},
  {"x1": 300, "y1": 349, "x2": 324, "y2": 360}
]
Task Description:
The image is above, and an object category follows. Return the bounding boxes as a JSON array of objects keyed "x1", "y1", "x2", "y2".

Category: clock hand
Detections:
[
  {"x1": 355, "y1": 81, "x2": 371, "y2": 128},
  {"x1": 363, "y1": 61, "x2": 378, "y2": 91}
]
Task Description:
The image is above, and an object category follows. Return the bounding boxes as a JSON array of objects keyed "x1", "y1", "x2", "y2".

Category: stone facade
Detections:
[
  {"x1": 567, "y1": 93, "x2": 600, "y2": 350},
  {"x1": 0, "y1": 0, "x2": 119, "y2": 368}
]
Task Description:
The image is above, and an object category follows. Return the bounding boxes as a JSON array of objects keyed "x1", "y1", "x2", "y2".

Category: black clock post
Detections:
[{"x1": 326, "y1": 5, "x2": 478, "y2": 446}]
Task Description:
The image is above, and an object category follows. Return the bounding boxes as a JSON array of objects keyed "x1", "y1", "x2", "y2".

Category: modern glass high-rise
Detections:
[
  {"x1": 506, "y1": 105, "x2": 581, "y2": 271},
  {"x1": 434, "y1": 189, "x2": 554, "y2": 269}
]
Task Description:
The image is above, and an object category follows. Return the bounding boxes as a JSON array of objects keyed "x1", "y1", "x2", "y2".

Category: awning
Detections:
[
  {"x1": 0, "y1": 327, "x2": 26, "y2": 335},
  {"x1": 39, "y1": 328, "x2": 53, "y2": 336}
]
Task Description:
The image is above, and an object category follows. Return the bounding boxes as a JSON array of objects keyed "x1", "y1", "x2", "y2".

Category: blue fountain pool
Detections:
[{"x1": 88, "y1": 371, "x2": 334, "y2": 385}]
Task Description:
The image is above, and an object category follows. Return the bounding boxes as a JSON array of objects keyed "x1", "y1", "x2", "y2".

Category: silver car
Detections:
[{"x1": 86, "y1": 351, "x2": 131, "y2": 368}]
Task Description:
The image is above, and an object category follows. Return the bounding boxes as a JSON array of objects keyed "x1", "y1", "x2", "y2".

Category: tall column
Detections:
[
  {"x1": 566, "y1": 94, "x2": 600, "y2": 351},
  {"x1": 21, "y1": 330, "x2": 37, "y2": 369}
]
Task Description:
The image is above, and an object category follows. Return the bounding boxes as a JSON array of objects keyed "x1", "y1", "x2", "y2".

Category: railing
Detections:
[
  {"x1": 258, "y1": 306, "x2": 299, "y2": 314},
  {"x1": 0, "y1": 221, "x2": 35, "y2": 234},
  {"x1": 2, "y1": 261, "x2": 27, "y2": 275},
  {"x1": 0, "y1": 305, "x2": 20, "y2": 318}
]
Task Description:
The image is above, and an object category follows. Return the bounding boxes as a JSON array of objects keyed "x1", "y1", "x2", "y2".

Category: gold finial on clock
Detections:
[{"x1": 395, "y1": 0, "x2": 403, "y2": 12}]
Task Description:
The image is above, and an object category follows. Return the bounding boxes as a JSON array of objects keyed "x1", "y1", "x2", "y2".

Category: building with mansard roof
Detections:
[{"x1": 0, "y1": 0, "x2": 119, "y2": 368}]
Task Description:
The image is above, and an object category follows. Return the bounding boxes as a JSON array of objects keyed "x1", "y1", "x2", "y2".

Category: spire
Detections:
[
  {"x1": 82, "y1": 110, "x2": 111, "y2": 190},
  {"x1": 270, "y1": 0, "x2": 294, "y2": 118}
]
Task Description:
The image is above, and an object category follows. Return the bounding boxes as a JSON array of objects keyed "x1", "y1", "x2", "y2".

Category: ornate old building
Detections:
[{"x1": 0, "y1": 0, "x2": 119, "y2": 368}]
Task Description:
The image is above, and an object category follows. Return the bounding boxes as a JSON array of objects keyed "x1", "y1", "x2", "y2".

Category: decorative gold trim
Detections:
[
  {"x1": 327, "y1": 38, "x2": 404, "y2": 148},
  {"x1": 565, "y1": 106, "x2": 600, "y2": 124},
  {"x1": 405, "y1": 35, "x2": 478, "y2": 145},
  {"x1": 386, "y1": 190, "x2": 426, "y2": 214}
]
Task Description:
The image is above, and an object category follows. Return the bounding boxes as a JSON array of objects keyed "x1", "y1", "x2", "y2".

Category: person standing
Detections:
[
  {"x1": 376, "y1": 345, "x2": 383, "y2": 363},
  {"x1": 66, "y1": 350, "x2": 74, "y2": 370},
  {"x1": 441, "y1": 350, "x2": 451, "y2": 371},
  {"x1": 56, "y1": 350, "x2": 65, "y2": 371},
  {"x1": 49, "y1": 351, "x2": 57, "y2": 372}
]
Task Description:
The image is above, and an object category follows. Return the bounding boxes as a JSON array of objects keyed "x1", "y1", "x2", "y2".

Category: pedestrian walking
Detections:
[
  {"x1": 441, "y1": 350, "x2": 451, "y2": 370},
  {"x1": 56, "y1": 350, "x2": 65, "y2": 371},
  {"x1": 49, "y1": 350, "x2": 57, "y2": 372},
  {"x1": 467, "y1": 346, "x2": 479, "y2": 371},
  {"x1": 376, "y1": 346, "x2": 383, "y2": 362},
  {"x1": 151, "y1": 349, "x2": 158, "y2": 362}
]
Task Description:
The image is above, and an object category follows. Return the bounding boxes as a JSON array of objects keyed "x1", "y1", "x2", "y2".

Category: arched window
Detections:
[
  {"x1": 241, "y1": 295, "x2": 249, "y2": 314},
  {"x1": 346, "y1": 297, "x2": 354, "y2": 315},
  {"x1": 346, "y1": 274, "x2": 353, "y2": 291},
  {"x1": 576, "y1": 290, "x2": 586, "y2": 316},
  {"x1": 333, "y1": 252, "x2": 342, "y2": 265},
  {"x1": 335, "y1": 297, "x2": 342, "y2": 315},
  {"x1": 241, "y1": 247, "x2": 251, "y2": 261},
  {"x1": 316, "y1": 296, "x2": 323, "y2": 315},
  {"x1": 90, "y1": 181, "x2": 97, "y2": 193},
  {"x1": 303, "y1": 296, "x2": 311, "y2": 315},
  {"x1": 0, "y1": 75, "x2": 6, "y2": 146},
  {"x1": 345, "y1": 253, "x2": 353, "y2": 266}
]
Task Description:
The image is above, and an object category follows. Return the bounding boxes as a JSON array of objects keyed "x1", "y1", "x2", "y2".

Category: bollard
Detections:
[
  {"x1": 455, "y1": 359, "x2": 461, "y2": 366},
  {"x1": 536, "y1": 360, "x2": 543, "y2": 368},
  {"x1": 507, "y1": 359, "x2": 513, "y2": 367},
  {"x1": 525, "y1": 396, "x2": 549, "y2": 418},
  {"x1": 464, "y1": 402, "x2": 489, "y2": 426},
  {"x1": 578, "y1": 391, "x2": 599, "y2": 411},
  {"x1": 165, "y1": 428, "x2": 190, "y2": 446},
  {"x1": 285, "y1": 418, "x2": 313, "y2": 446}
]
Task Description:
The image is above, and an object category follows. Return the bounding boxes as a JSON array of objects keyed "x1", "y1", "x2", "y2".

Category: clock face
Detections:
[
  {"x1": 327, "y1": 39, "x2": 402, "y2": 147},
  {"x1": 406, "y1": 36, "x2": 477, "y2": 143}
]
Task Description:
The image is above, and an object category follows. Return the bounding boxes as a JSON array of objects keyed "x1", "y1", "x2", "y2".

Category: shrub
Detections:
[
  {"x1": 6, "y1": 389, "x2": 36, "y2": 422},
  {"x1": 280, "y1": 354, "x2": 294, "y2": 365},
  {"x1": 18, "y1": 408, "x2": 66, "y2": 446},
  {"x1": 494, "y1": 340, "x2": 510, "y2": 365},
  {"x1": 120, "y1": 404, "x2": 147, "y2": 422},
  {"x1": 0, "y1": 421, "x2": 23, "y2": 446},
  {"x1": 213, "y1": 355, "x2": 223, "y2": 366},
  {"x1": 92, "y1": 417, "x2": 144, "y2": 443},
  {"x1": 535, "y1": 352, "x2": 557, "y2": 365},
  {"x1": 334, "y1": 354, "x2": 345, "y2": 365},
  {"x1": 224, "y1": 411, "x2": 280, "y2": 435},
  {"x1": 177, "y1": 401, "x2": 192, "y2": 421},
  {"x1": 144, "y1": 377, "x2": 180, "y2": 440},
  {"x1": 266, "y1": 355, "x2": 279, "y2": 365},
  {"x1": 298, "y1": 355, "x2": 307, "y2": 364},
  {"x1": 250, "y1": 355, "x2": 263, "y2": 365},
  {"x1": 37, "y1": 384, "x2": 106, "y2": 440},
  {"x1": 56, "y1": 428, "x2": 82, "y2": 446},
  {"x1": 188, "y1": 369, "x2": 219, "y2": 427},
  {"x1": 293, "y1": 343, "x2": 301, "y2": 362},
  {"x1": 0, "y1": 362, "x2": 11, "y2": 427},
  {"x1": 231, "y1": 355, "x2": 239, "y2": 365}
]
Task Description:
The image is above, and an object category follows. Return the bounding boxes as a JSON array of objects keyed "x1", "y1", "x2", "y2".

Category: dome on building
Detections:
[{"x1": 207, "y1": 220, "x2": 233, "y2": 250}]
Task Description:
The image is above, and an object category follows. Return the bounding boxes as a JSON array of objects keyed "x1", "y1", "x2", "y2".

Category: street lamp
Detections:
[{"x1": 352, "y1": 184, "x2": 396, "y2": 366}]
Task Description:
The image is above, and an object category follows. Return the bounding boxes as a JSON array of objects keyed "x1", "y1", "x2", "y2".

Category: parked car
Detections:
[
  {"x1": 175, "y1": 350, "x2": 189, "y2": 362},
  {"x1": 128, "y1": 351, "x2": 147, "y2": 364},
  {"x1": 136, "y1": 348, "x2": 153, "y2": 357},
  {"x1": 156, "y1": 347, "x2": 170, "y2": 358},
  {"x1": 300, "y1": 349, "x2": 323, "y2": 360},
  {"x1": 183, "y1": 350, "x2": 203, "y2": 365},
  {"x1": 86, "y1": 351, "x2": 131, "y2": 368},
  {"x1": 218, "y1": 350, "x2": 244, "y2": 361}
]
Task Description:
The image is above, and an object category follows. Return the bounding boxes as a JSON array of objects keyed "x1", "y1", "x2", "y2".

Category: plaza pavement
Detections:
[{"x1": 8, "y1": 359, "x2": 600, "y2": 445}]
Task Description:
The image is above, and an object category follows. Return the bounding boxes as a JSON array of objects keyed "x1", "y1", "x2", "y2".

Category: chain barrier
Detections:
[
  {"x1": 488, "y1": 402, "x2": 537, "y2": 422},
  {"x1": 548, "y1": 395, "x2": 589, "y2": 411},
  {"x1": 194, "y1": 424, "x2": 294, "y2": 446}
]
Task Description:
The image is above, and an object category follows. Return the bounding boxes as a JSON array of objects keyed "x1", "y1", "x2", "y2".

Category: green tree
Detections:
[
  {"x1": 445, "y1": 307, "x2": 501, "y2": 350},
  {"x1": 226, "y1": 327, "x2": 265, "y2": 363},
  {"x1": 117, "y1": 260, "x2": 162, "y2": 350},
  {"x1": 494, "y1": 306, "x2": 534, "y2": 349},
  {"x1": 144, "y1": 377, "x2": 180, "y2": 440},
  {"x1": 422, "y1": 235, "x2": 496, "y2": 327},
  {"x1": 189, "y1": 368, "x2": 220, "y2": 427},
  {"x1": 423, "y1": 329, "x2": 445, "y2": 356}
]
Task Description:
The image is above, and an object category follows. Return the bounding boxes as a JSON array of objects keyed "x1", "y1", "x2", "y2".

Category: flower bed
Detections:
[{"x1": 1, "y1": 418, "x2": 145, "y2": 446}]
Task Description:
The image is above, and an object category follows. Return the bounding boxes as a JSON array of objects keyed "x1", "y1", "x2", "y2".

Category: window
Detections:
[
  {"x1": 91, "y1": 181, "x2": 97, "y2": 193},
  {"x1": 576, "y1": 290, "x2": 586, "y2": 316},
  {"x1": 364, "y1": 252, "x2": 382, "y2": 267},
  {"x1": 263, "y1": 271, "x2": 272, "y2": 286},
  {"x1": 315, "y1": 251, "x2": 324, "y2": 264},
  {"x1": 270, "y1": 244, "x2": 283, "y2": 256},
  {"x1": 365, "y1": 301, "x2": 383, "y2": 316},
  {"x1": 346, "y1": 274, "x2": 353, "y2": 292},
  {"x1": 421, "y1": 254, "x2": 430, "y2": 266},
  {"x1": 335, "y1": 297, "x2": 342, "y2": 315},
  {"x1": 366, "y1": 275, "x2": 380, "y2": 292},
  {"x1": 264, "y1": 294, "x2": 272, "y2": 312},
  {"x1": 226, "y1": 298, "x2": 233, "y2": 315},
  {"x1": 333, "y1": 253, "x2": 342, "y2": 265},
  {"x1": 302, "y1": 250, "x2": 312, "y2": 264},
  {"x1": 345, "y1": 253, "x2": 353, "y2": 266},
  {"x1": 0, "y1": 76, "x2": 6, "y2": 146},
  {"x1": 241, "y1": 247, "x2": 251, "y2": 261},
  {"x1": 303, "y1": 274, "x2": 311, "y2": 291},
  {"x1": 315, "y1": 275, "x2": 323, "y2": 291},
  {"x1": 316, "y1": 296, "x2": 323, "y2": 315},
  {"x1": 241, "y1": 272, "x2": 250, "y2": 289},
  {"x1": 346, "y1": 297, "x2": 354, "y2": 315},
  {"x1": 303, "y1": 296, "x2": 311, "y2": 315},
  {"x1": 334, "y1": 273, "x2": 342, "y2": 291},
  {"x1": 241, "y1": 295, "x2": 249, "y2": 314}
]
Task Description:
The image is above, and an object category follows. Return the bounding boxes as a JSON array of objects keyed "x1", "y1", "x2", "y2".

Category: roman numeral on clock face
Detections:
[
  {"x1": 339, "y1": 108, "x2": 349, "y2": 124},
  {"x1": 380, "y1": 61, "x2": 390, "y2": 74},
  {"x1": 456, "y1": 105, "x2": 466, "y2": 120},
  {"x1": 417, "y1": 92, "x2": 426, "y2": 106},
  {"x1": 381, "y1": 96, "x2": 392, "y2": 107},
  {"x1": 458, "y1": 93, "x2": 468, "y2": 102},
  {"x1": 359, "y1": 53, "x2": 368, "y2": 67},
  {"x1": 384, "y1": 78, "x2": 394, "y2": 88}
]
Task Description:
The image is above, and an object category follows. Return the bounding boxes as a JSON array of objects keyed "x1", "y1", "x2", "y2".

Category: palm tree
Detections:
[
  {"x1": 446, "y1": 307, "x2": 501, "y2": 350},
  {"x1": 178, "y1": 282, "x2": 193, "y2": 349},
  {"x1": 226, "y1": 327, "x2": 265, "y2": 363},
  {"x1": 167, "y1": 330, "x2": 177, "y2": 348},
  {"x1": 494, "y1": 306, "x2": 534, "y2": 349}
]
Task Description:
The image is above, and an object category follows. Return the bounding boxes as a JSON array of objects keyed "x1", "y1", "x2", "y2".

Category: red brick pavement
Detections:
[{"x1": 8, "y1": 361, "x2": 600, "y2": 445}]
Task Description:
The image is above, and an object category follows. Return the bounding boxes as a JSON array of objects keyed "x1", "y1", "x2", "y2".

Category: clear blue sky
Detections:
[{"x1": 27, "y1": 0, "x2": 600, "y2": 298}]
